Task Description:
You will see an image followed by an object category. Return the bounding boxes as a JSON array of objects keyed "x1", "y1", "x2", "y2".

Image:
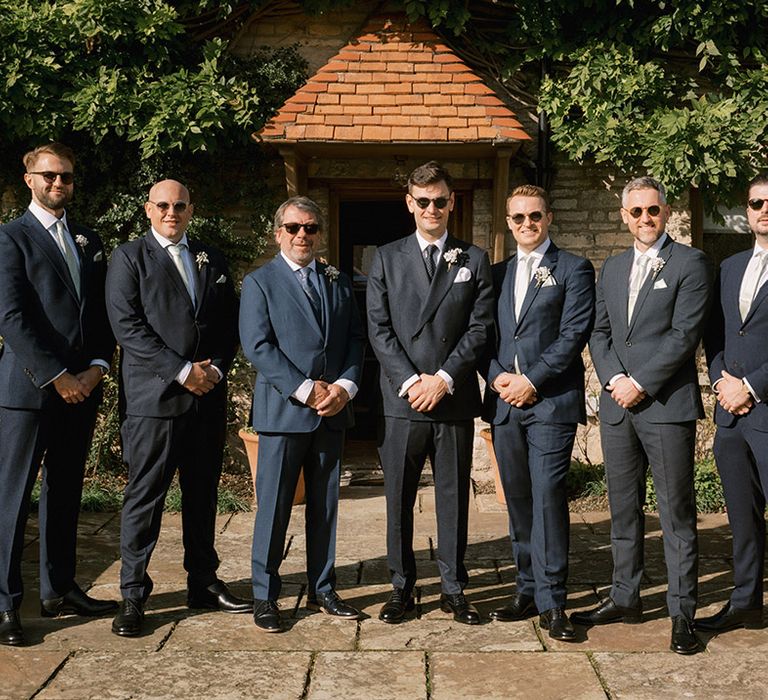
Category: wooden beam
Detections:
[
  {"x1": 278, "y1": 146, "x2": 307, "y2": 197},
  {"x1": 492, "y1": 148, "x2": 514, "y2": 262}
]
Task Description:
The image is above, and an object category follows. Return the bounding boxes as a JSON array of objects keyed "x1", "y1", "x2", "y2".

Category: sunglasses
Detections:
[
  {"x1": 149, "y1": 200, "x2": 189, "y2": 213},
  {"x1": 748, "y1": 198, "x2": 767, "y2": 211},
  {"x1": 28, "y1": 171, "x2": 74, "y2": 185},
  {"x1": 413, "y1": 197, "x2": 450, "y2": 210},
  {"x1": 282, "y1": 222, "x2": 320, "y2": 235},
  {"x1": 626, "y1": 205, "x2": 661, "y2": 218},
  {"x1": 508, "y1": 211, "x2": 544, "y2": 225}
]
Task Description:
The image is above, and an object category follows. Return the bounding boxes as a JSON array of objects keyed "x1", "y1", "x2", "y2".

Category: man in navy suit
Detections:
[
  {"x1": 0, "y1": 143, "x2": 117, "y2": 646},
  {"x1": 699, "y1": 173, "x2": 768, "y2": 634},
  {"x1": 483, "y1": 185, "x2": 595, "y2": 640},
  {"x1": 240, "y1": 196, "x2": 364, "y2": 632},
  {"x1": 106, "y1": 179, "x2": 250, "y2": 637},
  {"x1": 367, "y1": 162, "x2": 494, "y2": 625},
  {"x1": 575, "y1": 176, "x2": 712, "y2": 655}
]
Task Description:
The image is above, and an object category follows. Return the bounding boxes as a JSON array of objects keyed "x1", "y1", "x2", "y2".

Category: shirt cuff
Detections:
[
  {"x1": 628, "y1": 376, "x2": 645, "y2": 392},
  {"x1": 743, "y1": 377, "x2": 761, "y2": 403},
  {"x1": 175, "y1": 362, "x2": 193, "y2": 386},
  {"x1": 436, "y1": 370, "x2": 454, "y2": 394},
  {"x1": 608, "y1": 373, "x2": 626, "y2": 388},
  {"x1": 40, "y1": 368, "x2": 67, "y2": 389},
  {"x1": 90, "y1": 360, "x2": 110, "y2": 375},
  {"x1": 333, "y1": 379, "x2": 357, "y2": 400},
  {"x1": 210, "y1": 365, "x2": 224, "y2": 382},
  {"x1": 292, "y1": 378, "x2": 315, "y2": 404},
  {"x1": 521, "y1": 374, "x2": 537, "y2": 393},
  {"x1": 712, "y1": 377, "x2": 723, "y2": 394},
  {"x1": 398, "y1": 374, "x2": 420, "y2": 398}
]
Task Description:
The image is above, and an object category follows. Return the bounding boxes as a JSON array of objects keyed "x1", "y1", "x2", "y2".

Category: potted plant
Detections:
[{"x1": 238, "y1": 428, "x2": 305, "y2": 505}]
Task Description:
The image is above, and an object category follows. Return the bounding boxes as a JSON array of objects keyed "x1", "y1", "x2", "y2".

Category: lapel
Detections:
[
  {"x1": 21, "y1": 211, "x2": 80, "y2": 304},
  {"x1": 271, "y1": 255, "x2": 325, "y2": 340},
  {"x1": 516, "y1": 242, "x2": 560, "y2": 328},
  {"x1": 416, "y1": 234, "x2": 463, "y2": 332},
  {"x1": 144, "y1": 231, "x2": 196, "y2": 313},
  {"x1": 316, "y1": 261, "x2": 333, "y2": 346},
  {"x1": 743, "y1": 251, "x2": 768, "y2": 325},
  {"x1": 187, "y1": 240, "x2": 210, "y2": 315},
  {"x1": 74, "y1": 230, "x2": 90, "y2": 301},
  {"x1": 500, "y1": 254, "x2": 516, "y2": 328},
  {"x1": 627, "y1": 235, "x2": 673, "y2": 334}
]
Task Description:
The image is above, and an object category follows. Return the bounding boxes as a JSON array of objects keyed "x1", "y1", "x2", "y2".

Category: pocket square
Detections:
[
  {"x1": 541, "y1": 276, "x2": 557, "y2": 287},
  {"x1": 653, "y1": 279, "x2": 667, "y2": 289},
  {"x1": 93, "y1": 251, "x2": 103, "y2": 262},
  {"x1": 215, "y1": 274, "x2": 227, "y2": 284},
  {"x1": 453, "y1": 267, "x2": 472, "y2": 283}
]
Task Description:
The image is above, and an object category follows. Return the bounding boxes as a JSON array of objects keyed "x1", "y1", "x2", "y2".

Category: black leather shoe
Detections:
[
  {"x1": 111, "y1": 599, "x2": 144, "y2": 637},
  {"x1": 187, "y1": 580, "x2": 253, "y2": 614},
  {"x1": 0, "y1": 610, "x2": 25, "y2": 646},
  {"x1": 539, "y1": 607, "x2": 576, "y2": 641},
  {"x1": 696, "y1": 603, "x2": 763, "y2": 633},
  {"x1": 41, "y1": 583, "x2": 118, "y2": 618},
  {"x1": 306, "y1": 590, "x2": 361, "y2": 619},
  {"x1": 490, "y1": 593, "x2": 537, "y2": 622},
  {"x1": 670, "y1": 615, "x2": 700, "y2": 655},
  {"x1": 378, "y1": 588, "x2": 415, "y2": 624},
  {"x1": 253, "y1": 599, "x2": 282, "y2": 633},
  {"x1": 440, "y1": 593, "x2": 481, "y2": 625},
  {"x1": 570, "y1": 597, "x2": 642, "y2": 626}
]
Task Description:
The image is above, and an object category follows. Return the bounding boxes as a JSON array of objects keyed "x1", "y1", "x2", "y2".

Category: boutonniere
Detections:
[
  {"x1": 534, "y1": 266, "x2": 552, "y2": 287},
  {"x1": 75, "y1": 234, "x2": 89, "y2": 249},
  {"x1": 650, "y1": 257, "x2": 665, "y2": 278},
  {"x1": 195, "y1": 251, "x2": 209, "y2": 270},
  {"x1": 324, "y1": 264, "x2": 340, "y2": 281},
  {"x1": 443, "y1": 247, "x2": 467, "y2": 269}
]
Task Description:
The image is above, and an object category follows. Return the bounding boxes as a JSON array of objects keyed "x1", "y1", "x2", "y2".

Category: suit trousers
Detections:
[
  {"x1": 602, "y1": 412, "x2": 698, "y2": 619},
  {"x1": 379, "y1": 417, "x2": 474, "y2": 595},
  {"x1": 492, "y1": 415, "x2": 576, "y2": 612},
  {"x1": 251, "y1": 422, "x2": 344, "y2": 601},
  {"x1": 713, "y1": 418, "x2": 768, "y2": 609},
  {"x1": 119, "y1": 404, "x2": 224, "y2": 600},
  {"x1": 0, "y1": 399, "x2": 97, "y2": 609}
]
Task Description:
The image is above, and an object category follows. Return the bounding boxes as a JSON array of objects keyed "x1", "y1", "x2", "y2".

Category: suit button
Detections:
[
  {"x1": 441, "y1": 337, "x2": 447, "y2": 343},
  {"x1": 738, "y1": 331, "x2": 745, "y2": 336},
  {"x1": 626, "y1": 341, "x2": 632, "y2": 347}
]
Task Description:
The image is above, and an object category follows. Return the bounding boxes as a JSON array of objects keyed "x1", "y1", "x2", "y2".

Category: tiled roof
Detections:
[{"x1": 256, "y1": 15, "x2": 529, "y2": 144}]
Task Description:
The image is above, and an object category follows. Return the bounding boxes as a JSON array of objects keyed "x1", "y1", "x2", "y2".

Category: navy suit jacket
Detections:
[
  {"x1": 590, "y1": 235, "x2": 712, "y2": 425},
  {"x1": 0, "y1": 210, "x2": 114, "y2": 409},
  {"x1": 366, "y1": 233, "x2": 494, "y2": 422},
  {"x1": 239, "y1": 255, "x2": 364, "y2": 433},
  {"x1": 706, "y1": 248, "x2": 768, "y2": 430},
  {"x1": 106, "y1": 231, "x2": 238, "y2": 418},
  {"x1": 482, "y1": 242, "x2": 595, "y2": 426}
]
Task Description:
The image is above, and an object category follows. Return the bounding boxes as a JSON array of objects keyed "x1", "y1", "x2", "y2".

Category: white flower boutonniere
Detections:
[
  {"x1": 195, "y1": 251, "x2": 209, "y2": 270},
  {"x1": 650, "y1": 257, "x2": 665, "y2": 279},
  {"x1": 324, "y1": 264, "x2": 340, "y2": 282},
  {"x1": 75, "y1": 234, "x2": 88, "y2": 249},
  {"x1": 534, "y1": 266, "x2": 552, "y2": 287},
  {"x1": 443, "y1": 247, "x2": 467, "y2": 269}
]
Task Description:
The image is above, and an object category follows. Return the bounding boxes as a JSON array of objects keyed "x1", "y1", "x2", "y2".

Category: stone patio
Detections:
[{"x1": 2, "y1": 484, "x2": 765, "y2": 699}]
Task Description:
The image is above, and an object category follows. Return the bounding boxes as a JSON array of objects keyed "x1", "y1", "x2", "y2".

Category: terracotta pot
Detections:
[
  {"x1": 480, "y1": 427, "x2": 506, "y2": 506},
  {"x1": 238, "y1": 428, "x2": 306, "y2": 505}
]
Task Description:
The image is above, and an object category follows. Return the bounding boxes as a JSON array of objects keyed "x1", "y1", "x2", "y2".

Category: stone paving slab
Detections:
[
  {"x1": 430, "y1": 651, "x2": 605, "y2": 700},
  {"x1": 38, "y1": 651, "x2": 311, "y2": 700},
  {"x1": 308, "y1": 651, "x2": 426, "y2": 700},
  {"x1": 0, "y1": 648, "x2": 68, "y2": 700},
  {"x1": 594, "y1": 651, "x2": 768, "y2": 699}
]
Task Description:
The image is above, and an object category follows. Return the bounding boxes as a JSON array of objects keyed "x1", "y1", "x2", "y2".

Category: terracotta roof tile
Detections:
[{"x1": 255, "y1": 14, "x2": 529, "y2": 145}]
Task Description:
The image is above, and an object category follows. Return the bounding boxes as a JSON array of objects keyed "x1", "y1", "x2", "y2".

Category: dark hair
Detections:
[
  {"x1": 507, "y1": 184, "x2": 550, "y2": 212},
  {"x1": 273, "y1": 195, "x2": 324, "y2": 232},
  {"x1": 407, "y1": 161, "x2": 454, "y2": 194},
  {"x1": 748, "y1": 172, "x2": 768, "y2": 196},
  {"x1": 23, "y1": 142, "x2": 76, "y2": 171}
]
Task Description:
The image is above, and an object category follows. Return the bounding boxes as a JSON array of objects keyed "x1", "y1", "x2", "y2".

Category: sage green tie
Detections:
[{"x1": 54, "y1": 220, "x2": 80, "y2": 298}]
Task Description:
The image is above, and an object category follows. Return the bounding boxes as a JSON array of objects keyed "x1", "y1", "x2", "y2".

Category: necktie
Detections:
[
  {"x1": 424, "y1": 244, "x2": 438, "y2": 281},
  {"x1": 168, "y1": 243, "x2": 195, "y2": 302},
  {"x1": 54, "y1": 220, "x2": 80, "y2": 298},
  {"x1": 739, "y1": 250, "x2": 768, "y2": 321},
  {"x1": 298, "y1": 267, "x2": 322, "y2": 326},
  {"x1": 514, "y1": 254, "x2": 533, "y2": 320},
  {"x1": 627, "y1": 255, "x2": 650, "y2": 320}
]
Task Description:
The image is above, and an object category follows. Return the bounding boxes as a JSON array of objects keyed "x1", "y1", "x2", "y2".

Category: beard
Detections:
[{"x1": 34, "y1": 186, "x2": 71, "y2": 211}]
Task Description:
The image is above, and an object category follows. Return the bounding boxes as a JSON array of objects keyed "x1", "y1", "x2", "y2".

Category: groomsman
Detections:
[
  {"x1": 0, "y1": 143, "x2": 116, "y2": 646},
  {"x1": 699, "y1": 173, "x2": 768, "y2": 633},
  {"x1": 367, "y1": 162, "x2": 494, "y2": 625},
  {"x1": 575, "y1": 176, "x2": 712, "y2": 655},
  {"x1": 107, "y1": 179, "x2": 250, "y2": 637},
  {"x1": 240, "y1": 196, "x2": 364, "y2": 632},
  {"x1": 483, "y1": 185, "x2": 595, "y2": 640}
]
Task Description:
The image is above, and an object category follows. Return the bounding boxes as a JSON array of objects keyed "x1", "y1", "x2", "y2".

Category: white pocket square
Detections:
[
  {"x1": 653, "y1": 279, "x2": 667, "y2": 289},
  {"x1": 93, "y1": 251, "x2": 103, "y2": 262},
  {"x1": 453, "y1": 267, "x2": 472, "y2": 283},
  {"x1": 541, "y1": 276, "x2": 557, "y2": 287},
  {"x1": 215, "y1": 275, "x2": 227, "y2": 284}
]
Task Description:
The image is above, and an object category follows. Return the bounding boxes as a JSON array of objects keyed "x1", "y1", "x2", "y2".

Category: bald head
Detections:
[{"x1": 145, "y1": 179, "x2": 193, "y2": 242}]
